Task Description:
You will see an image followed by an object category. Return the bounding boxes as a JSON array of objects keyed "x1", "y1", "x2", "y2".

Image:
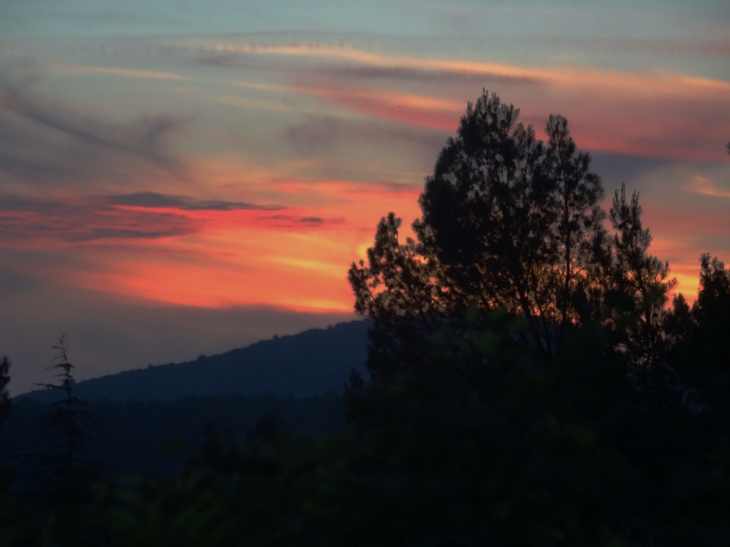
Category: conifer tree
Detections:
[
  {"x1": 349, "y1": 91, "x2": 660, "y2": 379},
  {"x1": 603, "y1": 185, "x2": 676, "y2": 395},
  {"x1": 38, "y1": 336, "x2": 86, "y2": 473},
  {"x1": 542, "y1": 114, "x2": 606, "y2": 332},
  {"x1": 35, "y1": 335, "x2": 98, "y2": 508},
  {"x1": 667, "y1": 254, "x2": 730, "y2": 413},
  {"x1": 0, "y1": 356, "x2": 10, "y2": 427}
]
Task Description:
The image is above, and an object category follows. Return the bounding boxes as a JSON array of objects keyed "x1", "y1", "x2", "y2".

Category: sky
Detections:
[{"x1": 0, "y1": 0, "x2": 728, "y2": 395}]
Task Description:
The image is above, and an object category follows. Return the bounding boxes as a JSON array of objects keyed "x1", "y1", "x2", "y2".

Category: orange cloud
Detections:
[
  {"x1": 4, "y1": 170, "x2": 724, "y2": 311},
  {"x1": 688, "y1": 175, "x2": 730, "y2": 198},
  {"x1": 13, "y1": 46, "x2": 730, "y2": 313},
  {"x1": 0, "y1": 192, "x2": 287, "y2": 249},
  {"x1": 304, "y1": 87, "x2": 461, "y2": 131},
  {"x1": 12, "y1": 175, "x2": 423, "y2": 313}
]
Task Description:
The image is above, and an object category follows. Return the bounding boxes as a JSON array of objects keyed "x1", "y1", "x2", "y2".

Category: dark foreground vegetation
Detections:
[
  {"x1": 0, "y1": 394, "x2": 346, "y2": 480},
  {"x1": 0, "y1": 92, "x2": 729, "y2": 546}
]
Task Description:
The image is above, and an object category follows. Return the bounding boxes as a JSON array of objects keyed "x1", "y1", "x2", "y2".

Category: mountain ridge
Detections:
[{"x1": 19, "y1": 319, "x2": 370, "y2": 402}]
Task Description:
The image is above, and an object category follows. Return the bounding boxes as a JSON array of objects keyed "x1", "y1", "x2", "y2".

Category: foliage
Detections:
[
  {"x1": 0, "y1": 393, "x2": 347, "y2": 481},
  {"x1": 345, "y1": 91, "x2": 729, "y2": 543},
  {"x1": 603, "y1": 185, "x2": 676, "y2": 400},
  {"x1": 3, "y1": 318, "x2": 723, "y2": 546},
  {"x1": 349, "y1": 91, "x2": 674, "y2": 380},
  {"x1": 666, "y1": 254, "x2": 730, "y2": 415}
]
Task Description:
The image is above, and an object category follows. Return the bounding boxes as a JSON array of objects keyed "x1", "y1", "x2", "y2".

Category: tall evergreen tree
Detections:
[
  {"x1": 35, "y1": 335, "x2": 99, "y2": 509},
  {"x1": 349, "y1": 91, "x2": 657, "y2": 381},
  {"x1": 38, "y1": 336, "x2": 87, "y2": 474},
  {"x1": 667, "y1": 254, "x2": 730, "y2": 414},
  {"x1": 541, "y1": 114, "x2": 605, "y2": 332},
  {"x1": 603, "y1": 185, "x2": 675, "y2": 395},
  {"x1": 416, "y1": 93, "x2": 556, "y2": 355}
]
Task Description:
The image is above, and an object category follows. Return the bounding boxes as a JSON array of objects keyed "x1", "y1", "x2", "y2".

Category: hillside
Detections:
[{"x1": 19, "y1": 320, "x2": 369, "y2": 402}]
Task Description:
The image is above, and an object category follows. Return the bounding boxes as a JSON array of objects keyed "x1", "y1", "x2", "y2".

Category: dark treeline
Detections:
[
  {"x1": 0, "y1": 394, "x2": 345, "y2": 480},
  {"x1": 0, "y1": 91, "x2": 729, "y2": 546}
]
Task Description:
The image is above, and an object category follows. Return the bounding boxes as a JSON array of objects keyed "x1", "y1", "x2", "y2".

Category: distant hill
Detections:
[{"x1": 19, "y1": 320, "x2": 370, "y2": 402}]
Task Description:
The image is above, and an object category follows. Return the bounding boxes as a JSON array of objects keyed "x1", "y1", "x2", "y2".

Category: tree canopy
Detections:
[
  {"x1": 349, "y1": 91, "x2": 675, "y2": 389},
  {"x1": 342, "y1": 91, "x2": 730, "y2": 544}
]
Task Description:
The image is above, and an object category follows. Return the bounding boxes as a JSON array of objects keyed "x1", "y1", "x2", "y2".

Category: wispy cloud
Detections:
[
  {"x1": 284, "y1": 115, "x2": 447, "y2": 163},
  {"x1": 602, "y1": 38, "x2": 730, "y2": 57},
  {"x1": 108, "y1": 191, "x2": 283, "y2": 211},
  {"x1": 317, "y1": 87, "x2": 459, "y2": 130},
  {"x1": 0, "y1": 66, "x2": 188, "y2": 190},
  {"x1": 50, "y1": 65, "x2": 183, "y2": 80},
  {"x1": 255, "y1": 214, "x2": 345, "y2": 229},
  {"x1": 191, "y1": 40, "x2": 730, "y2": 96},
  {"x1": 192, "y1": 42, "x2": 546, "y2": 81},
  {"x1": 688, "y1": 174, "x2": 730, "y2": 198},
  {"x1": 188, "y1": 39, "x2": 730, "y2": 161},
  {"x1": 0, "y1": 194, "x2": 200, "y2": 244},
  {"x1": 230, "y1": 80, "x2": 292, "y2": 92},
  {"x1": 0, "y1": 192, "x2": 285, "y2": 246}
]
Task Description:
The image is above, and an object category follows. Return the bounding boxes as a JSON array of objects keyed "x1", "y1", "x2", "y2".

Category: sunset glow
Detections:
[{"x1": 1, "y1": 0, "x2": 728, "y2": 394}]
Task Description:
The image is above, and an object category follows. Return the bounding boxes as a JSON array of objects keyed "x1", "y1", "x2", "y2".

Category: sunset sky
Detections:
[{"x1": 1, "y1": 1, "x2": 729, "y2": 395}]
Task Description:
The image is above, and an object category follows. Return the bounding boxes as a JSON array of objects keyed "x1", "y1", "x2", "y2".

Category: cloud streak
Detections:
[
  {"x1": 0, "y1": 192, "x2": 285, "y2": 246},
  {"x1": 1, "y1": 35, "x2": 726, "y2": 319},
  {"x1": 0, "y1": 67, "x2": 188, "y2": 190},
  {"x1": 192, "y1": 40, "x2": 730, "y2": 96},
  {"x1": 108, "y1": 191, "x2": 283, "y2": 211},
  {"x1": 0, "y1": 194, "x2": 200, "y2": 244},
  {"x1": 188, "y1": 40, "x2": 730, "y2": 161},
  {"x1": 50, "y1": 65, "x2": 183, "y2": 80},
  {"x1": 292, "y1": 82, "x2": 730, "y2": 161},
  {"x1": 688, "y1": 174, "x2": 730, "y2": 198}
]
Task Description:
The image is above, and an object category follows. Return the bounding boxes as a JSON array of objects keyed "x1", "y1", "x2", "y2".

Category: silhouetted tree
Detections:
[
  {"x1": 602, "y1": 185, "x2": 676, "y2": 398},
  {"x1": 0, "y1": 356, "x2": 10, "y2": 427},
  {"x1": 349, "y1": 91, "x2": 667, "y2": 386},
  {"x1": 0, "y1": 356, "x2": 13, "y2": 499},
  {"x1": 33, "y1": 335, "x2": 100, "y2": 516},
  {"x1": 27, "y1": 335, "x2": 105, "y2": 546},
  {"x1": 693, "y1": 254, "x2": 730, "y2": 363},
  {"x1": 666, "y1": 254, "x2": 730, "y2": 415},
  {"x1": 541, "y1": 115, "x2": 607, "y2": 332},
  {"x1": 37, "y1": 336, "x2": 89, "y2": 476}
]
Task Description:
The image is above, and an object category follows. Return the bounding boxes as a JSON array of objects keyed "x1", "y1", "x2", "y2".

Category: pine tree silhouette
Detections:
[
  {"x1": 349, "y1": 91, "x2": 673, "y2": 386},
  {"x1": 34, "y1": 335, "x2": 99, "y2": 507},
  {"x1": 0, "y1": 356, "x2": 10, "y2": 427}
]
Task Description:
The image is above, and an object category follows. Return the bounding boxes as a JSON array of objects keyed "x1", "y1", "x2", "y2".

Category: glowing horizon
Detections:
[{"x1": 1, "y1": 1, "x2": 728, "y2": 394}]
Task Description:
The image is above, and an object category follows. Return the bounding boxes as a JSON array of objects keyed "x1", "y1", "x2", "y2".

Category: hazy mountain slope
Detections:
[{"x1": 20, "y1": 320, "x2": 369, "y2": 402}]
